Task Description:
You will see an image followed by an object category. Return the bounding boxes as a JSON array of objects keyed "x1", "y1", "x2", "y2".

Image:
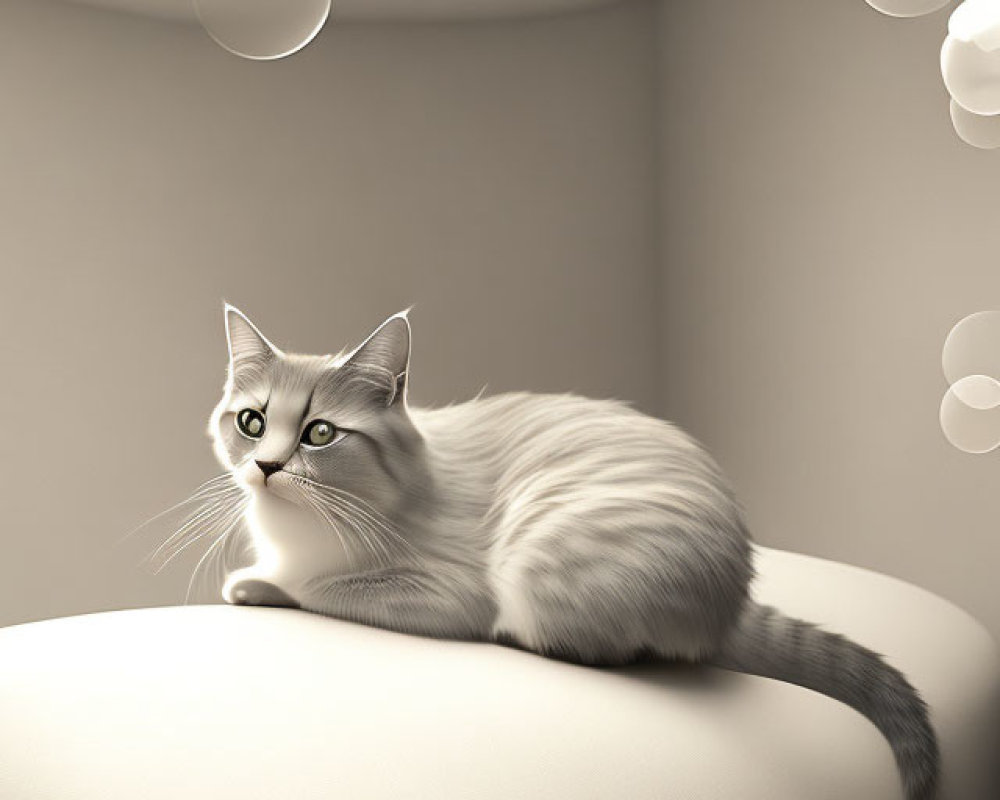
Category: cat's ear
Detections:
[
  {"x1": 224, "y1": 303, "x2": 279, "y2": 368},
  {"x1": 342, "y1": 310, "x2": 411, "y2": 407}
]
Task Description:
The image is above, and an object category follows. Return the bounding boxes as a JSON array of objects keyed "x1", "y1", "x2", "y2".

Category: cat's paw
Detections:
[{"x1": 226, "y1": 579, "x2": 300, "y2": 609}]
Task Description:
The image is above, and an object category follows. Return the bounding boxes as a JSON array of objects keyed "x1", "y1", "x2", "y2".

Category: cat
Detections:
[{"x1": 205, "y1": 304, "x2": 938, "y2": 800}]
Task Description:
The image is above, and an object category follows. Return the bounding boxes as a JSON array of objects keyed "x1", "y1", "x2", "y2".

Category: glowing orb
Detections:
[
  {"x1": 942, "y1": 1, "x2": 1000, "y2": 115},
  {"x1": 940, "y1": 375, "x2": 1000, "y2": 453},
  {"x1": 195, "y1": 0, "x2": 332, "y2": 61},
  {"x1": 866, "y1": 0, "x2": 953, "y2": 18},
  {"x1": 949, "y1": 98, "x2": 1000, "y2": 147},
  {"x1": 942, "y1": 310, "x2": 1000, "y2": 385}
]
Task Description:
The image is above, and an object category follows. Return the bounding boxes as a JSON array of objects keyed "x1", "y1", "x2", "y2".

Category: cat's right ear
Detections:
[{"x1": 224, "y1": 303, "x2": 280, "y2": 368}]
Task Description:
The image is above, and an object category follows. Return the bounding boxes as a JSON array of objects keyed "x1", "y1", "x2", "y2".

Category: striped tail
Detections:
[{"x1": 709, "y1": 601, "x2": 939, "y2": 800}]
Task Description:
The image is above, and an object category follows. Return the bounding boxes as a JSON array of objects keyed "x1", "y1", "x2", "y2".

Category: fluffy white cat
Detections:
[{"x1": 201, "y1": 305, "x2": 937, "y2": 800}]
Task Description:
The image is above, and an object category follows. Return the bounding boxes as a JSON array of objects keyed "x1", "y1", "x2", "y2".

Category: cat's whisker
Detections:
[
  {"x1": 320, "y1": 485, "x2": 411, "y2": 546},
  {"x1": 337, "y1": 506, "x2": 389, "y2": 566},
  {"x1": 294, "y1": 485, "x2": 360, "y2": 571},
  {"x1": 291, "y1": 477, "x2": 394, "y2": 566},
  {"x1": 141, "y1": 486, "x2": 245, "y2": 568},
  {"x1": 184, "y1": 536, "x2": 222, "y2": 605},
  {"x1": 115, "y1": 473, "x2": 240, "y2": 547},
  {"x1": 300, "y1": 479, "x2": 418, "y2": 557},
  {"x1": 185, "y1": 515, "x2": 241, "y2": 605},
  {"x1": 357, "y1": 516, "x2": 393, "y2": 563},
  {"x1": 318, "y1": 495, "x2": 394, "y2": 565},
  {"x1": 189, "y1": 550, "x2": 215, "y2": 603},
  {"x1": 326, "y1": 493, "x2": 418, "y2": 560},
  {"x1": 145, "y1": 496, "x2": 233, "y2": 571},
  {"x1": 307, "y1": 492, "x2": 377, "y2": 557},
  {"x1": 312, "y1": 481, "x2": 390, "y2": 523},
  {"x1": 148, "y1": 494, "x2": 246, "y2": 573},
  {"x1": 214, "y1": 529, "x2": 243, "y2": 595}
]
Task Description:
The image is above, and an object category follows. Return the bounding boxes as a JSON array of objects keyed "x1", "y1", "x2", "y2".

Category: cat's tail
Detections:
[{"x1": 708, "y1": 601, "x2": 939, "y2": 800}]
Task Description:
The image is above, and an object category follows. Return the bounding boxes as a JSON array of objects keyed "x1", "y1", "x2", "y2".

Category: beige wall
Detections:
[
  {"x1": 0, "y1": 0, "x2": 659, "y2": 626},
  {"x1": 6, "y1": 0, "x2": 994, "y2": 645},
  {"x1": 658, "y1": 0, "x2": 1000, "y2": 638}
]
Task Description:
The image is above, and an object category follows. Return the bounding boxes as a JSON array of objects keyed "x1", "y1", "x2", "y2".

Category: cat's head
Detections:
[{"x1": 208, "y1": 305, "x2": 428, "y2": 518}]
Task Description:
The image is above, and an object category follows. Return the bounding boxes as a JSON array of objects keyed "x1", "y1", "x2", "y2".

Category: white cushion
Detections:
[{"x1": 1, "y1": 546, "x2": 997, "y2": 799}]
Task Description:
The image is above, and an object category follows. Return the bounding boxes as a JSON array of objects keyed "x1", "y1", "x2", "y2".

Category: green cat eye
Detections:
[
  {"x1": 236, "y1": 408, "x2": 265, "y2": 439},
  {"x1": 302, "y1": 419, "x2": 337, "y2": 447}
]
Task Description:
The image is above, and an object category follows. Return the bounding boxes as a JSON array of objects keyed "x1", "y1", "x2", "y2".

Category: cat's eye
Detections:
[
  {"x1": 235, "y1": 408, "x2": 266, "y2": 439},
  {"x1": 301, "y1": 419, "x2": 338, "y2": 448}
]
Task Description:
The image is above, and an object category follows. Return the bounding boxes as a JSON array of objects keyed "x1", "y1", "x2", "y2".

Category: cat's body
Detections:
[{"x1": 209, "y1": 306, "x2": 938, "y2": 800}]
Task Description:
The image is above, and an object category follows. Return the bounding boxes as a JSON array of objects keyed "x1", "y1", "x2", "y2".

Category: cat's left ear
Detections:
[
  {"x1": 224, "y1": 303, "x2": 280, "y2": 368},
  {"x1": 343, "y1": 310, "x2": 411, "y2": 407}
]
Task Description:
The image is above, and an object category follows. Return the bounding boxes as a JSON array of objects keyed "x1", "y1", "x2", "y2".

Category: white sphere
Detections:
[
  {"x1": 942, "y1": 310, "x2": 1000, "y2": 384},
  {"x1": 940, "y1": 375, "x2": 1000, "y2": 453},
  {"x1": 195, "y1": 0, "x2": 331, "y2": 61},
  {"x1": 950, "y1": 98, "x2": 1000, "y2": 147},
  {"x1": 866, "y1": 0, "x2": 953, "y2": 17},
  {"x1": 942, "y1": 33, "x2": 1000, "y2": 114},
  {"x1": 949, "y1": 0, "x2": 1000, "y2": 50}
]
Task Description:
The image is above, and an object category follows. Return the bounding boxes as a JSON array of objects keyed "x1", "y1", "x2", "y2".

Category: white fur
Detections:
[{"x1": 206, "y1": 309, "x2": 937, "y2": 799}]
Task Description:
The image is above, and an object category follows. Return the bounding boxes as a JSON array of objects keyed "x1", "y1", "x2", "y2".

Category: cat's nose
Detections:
[{"x1": 255, "y1": 460, "x2": 284, "y2": 480}]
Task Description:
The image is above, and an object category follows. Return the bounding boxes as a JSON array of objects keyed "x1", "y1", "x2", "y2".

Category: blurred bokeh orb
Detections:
[
  {"x1": 866, "y1": 0, "x2": 953, "y2": 17},
  {"x1": 949, "y1": 98, "x2": 1000, "y2": 147},
  {"x1": 195, "y1": 0, "x2": 332, "y2": 61},
  {"x1": 949, "y1": 0, "x2": 1000, "y2": 49},
  {"x1": 940, "y1": 375, "x2": 1000, "y2": 453},
  {"x1": 943, "y1": 311, "x2": 1000, "y2": 385},
  {"x1": 942, "y1": 35, "x2": 1000, "y2": 114},
  {"x1": 942, "y1": 1, "x2": 1000, "y2": 114}
]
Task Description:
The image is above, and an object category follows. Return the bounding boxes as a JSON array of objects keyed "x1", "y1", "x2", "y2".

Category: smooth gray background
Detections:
[
  {"x1": 1, "y1": 0, "x2": 997, "y2": 642},
  {"x1": 0, "y1": 0, "x2": 659, "y2": 624},
  {"x1": 659, "y1": 0, "x2": 1000, "y2": 643}
]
